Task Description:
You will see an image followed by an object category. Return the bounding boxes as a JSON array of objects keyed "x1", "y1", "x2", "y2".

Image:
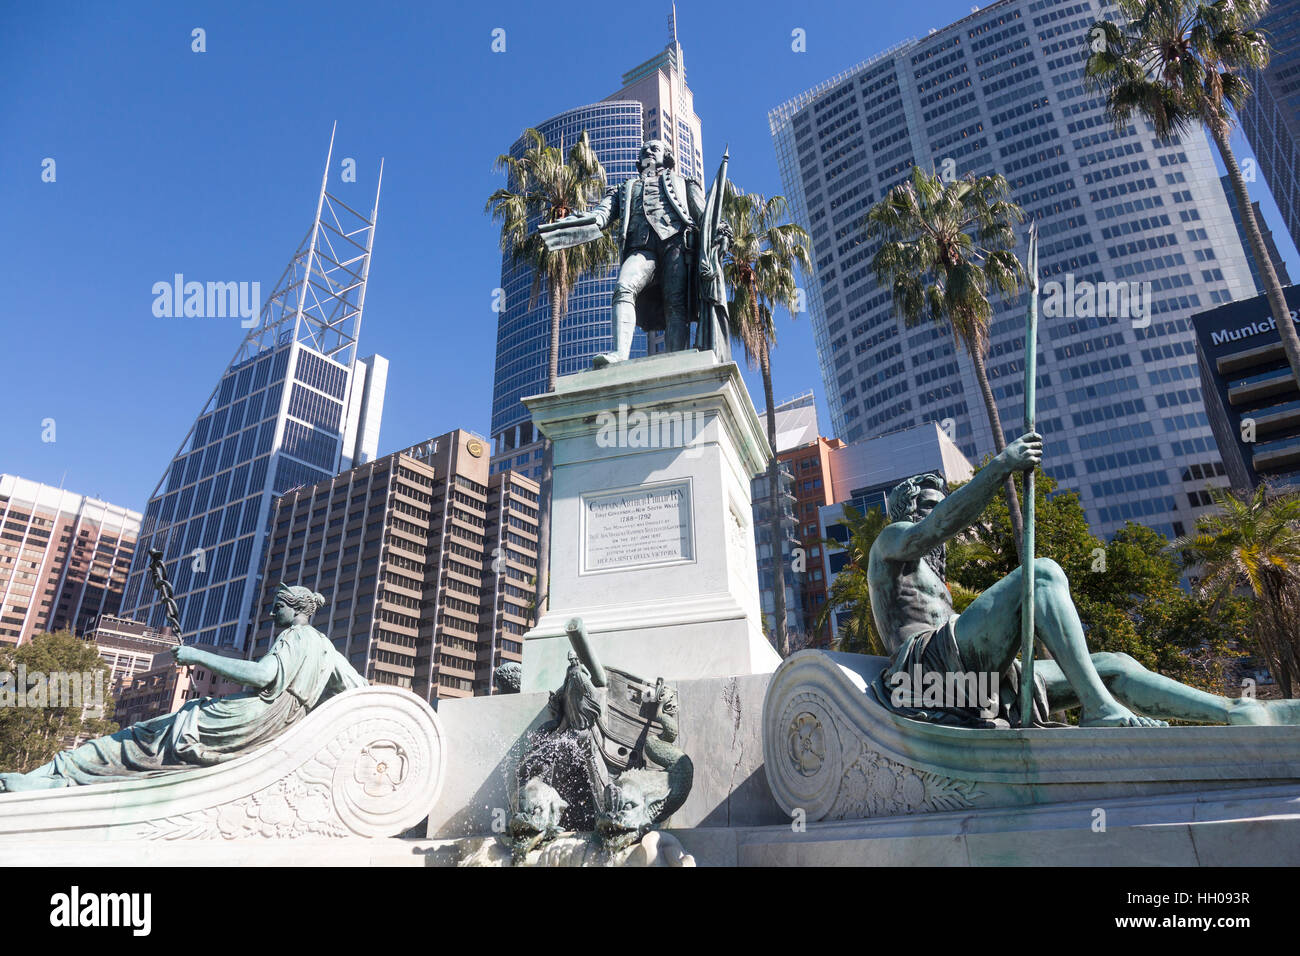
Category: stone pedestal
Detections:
[{"x1": 520, "y1": 350, "x2": 780, "y2": 693}]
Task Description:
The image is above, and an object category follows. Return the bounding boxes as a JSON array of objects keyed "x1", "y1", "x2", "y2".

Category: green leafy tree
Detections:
[
  {"x1": 867, "y1": 166, "x2": 1028, "y2": 557},
  {"x1": 486, "y1": 128, "x2": 619, "y2": 617},
  {"x1": 0, "y1": 631, "x2": 117, "y2": 773},
  {"x1": 946, "y1": 469, "x2": 1246, "y2": 690},
  {"x1": 1086, "y1": 0, "x2": 1300, "y2": 390},
  {"x1": 815, "y1": 505, "x2": 890, "y2": 655},
  {"x1": 1174, "y1": 484, "x2": 1300, "y2": 695},
  {"x1": 722, "y1": 183, "x2": 813, "y2": 658}
]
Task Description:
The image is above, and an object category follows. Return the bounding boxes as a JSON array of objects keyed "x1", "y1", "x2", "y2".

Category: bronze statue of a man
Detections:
[
  {"x1": 869, "y1": 434, "x2": 1300, "y2": 728},
  {"x1": 543, "y1": 139, "x2": 731, "y2": 367}
]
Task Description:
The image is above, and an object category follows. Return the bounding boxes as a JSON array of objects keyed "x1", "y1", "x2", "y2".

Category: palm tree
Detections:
[
  {"x1": 486, "y1": 128, "x2": 618, "y2": 617},
  {"x1": 1174, "y1": 483, "x2": 1300, "y2": 696},
  {"x1": 722, "y1": 183, "x2": 813, "y2": 659},
  {"x1": 1086, "y1": 0, "x2": 1299, "y2": 390},
  {"x1": 867, "y1": 166, "x2": 1028, "y2": 557},
  {"x1": 815, "y1": 505, "x2": 890, "y2": 655}
]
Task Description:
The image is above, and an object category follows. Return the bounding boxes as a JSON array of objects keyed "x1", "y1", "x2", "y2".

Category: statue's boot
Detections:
[{"x1": 593, "y1": 303, "x2": 637, "y2": 368}]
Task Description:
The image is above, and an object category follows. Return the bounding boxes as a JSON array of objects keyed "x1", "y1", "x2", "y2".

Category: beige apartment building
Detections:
[
  {"x1": 113, "y1": 648, "x2": 243, "y2": 727},
  {"x1": 253, "y1": 429, "x2": 538, "y2": 703},
  {"x1": 0, "y1": 475, "x2": 142, "y2": 646},
  {"x1": 83, "y1": 614, "x2": 180, "y2": 693}
]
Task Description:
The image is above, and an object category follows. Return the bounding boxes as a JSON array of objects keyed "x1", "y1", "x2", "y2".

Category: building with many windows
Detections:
[
  {"x1": 752, "y1": 459, "x2": 801, "y2": 642},
  {"x1": 253, "y1": 430, "x2": 538, "y2": 703},
  {"x1": 1194, "y1": 284, "x2": 1300, "y2": 490},
  {"x1": 0, "y1": 475, "x2": 141, "y2": 645},
  {"x1": 770, "y1": 0, "x2": 1255, "y2": 542},
  {"x1": 113, "y1": 649, "x2": 243, "y2": 728},
  {"x1": 118, "y1": 143, "x2": 387, "y2": 652},
  {"x1": 818, "y1": 423, "x2": 974, "y2": 643},
  {"x1": 490, "y1": 15, "x2": 705, "y2": 479},
  {"x1": 82, "y1": 614, "x2": 178, "y2": 694},
  {"x1": 779, "y1": 435, "x2": 845, "y2": 646},
  {"x1": 753, "y1": 392, "x2": 842, "y2": 645},
  {"x1": 1241, "y1": 0, "x2": 1300, "y2": 261},
  {"x1": 1220, "y1": 174, "x2": 1293, "y2": 298}
]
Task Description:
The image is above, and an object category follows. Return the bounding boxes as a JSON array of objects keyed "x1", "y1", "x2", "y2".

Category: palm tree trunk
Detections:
[
  {"x1": 761, "y1": 338, "x2": 790, "y2": 657},
  {"x1": 970, "y1": 347, "x2": 1025, "y2": 561},
  {"x1": 1210, "y1": 123, "x2": 1300, "y2": 391},
  {"x1": 1259, "y1": 574, "x2": 1297, "y2": 698},
  {"x1": 534, "y1": 266, "x2": 567, "y2": 621}
]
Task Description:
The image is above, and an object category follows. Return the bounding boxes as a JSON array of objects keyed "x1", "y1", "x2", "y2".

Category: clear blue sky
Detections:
[{"x1": 2, "y1": 0, "x2": 1297, "y2": 513}]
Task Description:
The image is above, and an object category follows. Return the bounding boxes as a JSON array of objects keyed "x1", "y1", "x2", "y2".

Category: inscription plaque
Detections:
[{"x1": 580, "y1": 480, "x2": 694, "y2": 574}]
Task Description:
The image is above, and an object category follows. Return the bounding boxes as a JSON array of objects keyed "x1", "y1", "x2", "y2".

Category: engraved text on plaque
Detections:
[{"x1": 580, "y1": 481, "x2": 694, "y2": 573}]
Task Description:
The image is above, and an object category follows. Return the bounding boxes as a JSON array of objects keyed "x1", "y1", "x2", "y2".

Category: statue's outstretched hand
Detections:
[
  {"x1": 172, "y1": 644, "x2": 200, "y2": 666},
  {"x1": 1002, "y1": 432, "x2": 1043, "y2": 472}
]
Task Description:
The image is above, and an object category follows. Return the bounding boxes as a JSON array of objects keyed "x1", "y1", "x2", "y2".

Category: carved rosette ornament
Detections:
[
  {"x1": 767, "y1": 691, "x2": 843, "y2": 821},
  {"x1": 143, "y1": 706, "x2": 440, "y2": 841},
  {"x1": 787, "y1": 712, "x2": 826, "y2": 777}
]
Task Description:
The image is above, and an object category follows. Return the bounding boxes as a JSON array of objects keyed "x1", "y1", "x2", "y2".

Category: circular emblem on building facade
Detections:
[{"x1": 466, "y1": 439, "x2": 484, "y2": 458}]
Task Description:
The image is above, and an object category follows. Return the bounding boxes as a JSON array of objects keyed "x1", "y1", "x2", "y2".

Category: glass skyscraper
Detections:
[
  {"x1": 1241, "y1": 0, "x2": 1300, "y2": 263},
  {"x1": 119, "y1": 141, "x2": 387, "y2": 651},
  {"x1": 490, "y1": 23, "x2": 705, "y2": 477},
  {"x1": 490, "y1": 99, "x2": 648, "y2": 479},
  {"x1": 1220, "y1": 174, "x2": 1293, "y2": 297},
  {"x1": 770, "y1": 0, "x2": 1257, "y2": 541}
]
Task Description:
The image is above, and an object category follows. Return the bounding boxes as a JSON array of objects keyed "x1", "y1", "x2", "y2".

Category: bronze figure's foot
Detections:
[
  {"x1": 0, "y1": 771, "x2": 63, "y2": 792},
  {"x1": 1226, "y1": 697, "x2": 1300, "y2": 726},
  {"x1": 592, "y1": 352, "x2": 623, "y2": 369},
  {"x1": 1080, "y1": 705, "x2": 1168, "y2": 728}
]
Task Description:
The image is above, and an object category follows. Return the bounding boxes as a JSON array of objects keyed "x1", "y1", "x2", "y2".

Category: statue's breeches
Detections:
[{"x1": 615, "y1": 233, "x2": 689, "y2": 338}]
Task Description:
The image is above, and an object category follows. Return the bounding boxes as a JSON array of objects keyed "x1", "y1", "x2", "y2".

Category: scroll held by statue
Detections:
[{"x1": 539, "y1": 215, "x2": 602, "y2": 251}]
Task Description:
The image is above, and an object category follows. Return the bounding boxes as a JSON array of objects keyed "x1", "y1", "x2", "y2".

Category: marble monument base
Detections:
[
  {"x1": 667, "y1": 781, "x2": 1300, "y2": 866},
  {"x1": 519, "y1": 350, "x2": 780, "y2": 693},
  {"x1": 424, "y1": 671, "x2": 783, "y2": 840},
  {"x1": 13, "y1": 779, "x2": 1296, "y2": 865}
]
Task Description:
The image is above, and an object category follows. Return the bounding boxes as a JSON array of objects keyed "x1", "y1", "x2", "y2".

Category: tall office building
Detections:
[
  {"x1": 608, "y1": 9, "x2": 705, "y2": 182},
  {"x1": 113, "y1": 650, "x2": 243, "y2": 727},
  {"x1": 489, "y1": 11, "x2": 705, "y2": 478},
  {"x1": 753, "y1": 392, "x2": 823, "y2": 641},
  {"x1": 818, "y1": 423, "x2": 974, "y2": 643},
  {"x1": 254, "y1": 431, "x2": 539, "y2": 702},
  {"x1": 83, "y1": 614, "x2": 178, "y2": 694},
  {"x1": 1241, "y1": 0, "x2": 1300, "y2": 260},
  {"x1": 1221, "y1": 174, "x2": 1293, "y2": 297},
  {"x1": 1194, "y1": 284, "x2": 1300, "y2": 490},
  {"x1": 779, "y1": 433, "x2": 846, "y2": 645},
  {"x1": 0, "y1": 475, "x2": 142, "y2": 645},
  {"x1": 119, "y1": 135, "x2": 387, "y2": 651},
  {"x1": 770, "y1": 0, "x2": 1256, "y2": 541}
]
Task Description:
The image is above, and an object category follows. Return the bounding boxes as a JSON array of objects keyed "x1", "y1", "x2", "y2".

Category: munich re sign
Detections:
[{"x1": 1209, "y1": 310, "x2": 1300, "y2": 347}]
